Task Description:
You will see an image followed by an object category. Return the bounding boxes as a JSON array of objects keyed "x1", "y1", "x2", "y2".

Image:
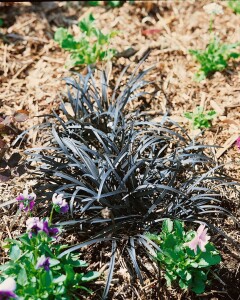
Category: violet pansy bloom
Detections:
[
  {"x1": 0, "y1": 277, "x2": 17, "y2": 299},
  {"x1": 52, "y1": 193, "x2": 69, "y2": 214},
  {"x1": 36, "y1": 255, "x2": 51, "y2": 271},
  {"x1": 16, "y1": 189, "x2": 36, "y2": 211},
  {"x1": 184, "y1": 224, "x2": 210, "y2": 254},
  {"x1": 26, "y1": 217, "x2": 59, "y2": 238}
]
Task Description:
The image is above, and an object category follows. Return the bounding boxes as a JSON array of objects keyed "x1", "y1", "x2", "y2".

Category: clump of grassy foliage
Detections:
[
  {"x1": 54, "y1": 14, "x2": 117, "y2": 68},
  {"x1": 18, "y1": 60, "x2": 238, "y2": 298}
]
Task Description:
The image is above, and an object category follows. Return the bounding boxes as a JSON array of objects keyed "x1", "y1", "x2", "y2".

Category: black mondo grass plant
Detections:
[{"x1": 21, "y1": 62, "x2": 239, "y2": 298}]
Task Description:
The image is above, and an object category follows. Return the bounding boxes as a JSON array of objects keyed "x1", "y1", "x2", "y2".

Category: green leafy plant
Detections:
[
  {"x1": 184, "y1": 106, "x2": 216, "y2": 129},
  {"x1": 190, "y1": 38, "x2": 240, "y2": 81},
  {"x1": 190, "y1": 3, "x2": 240, "y2": 81},
  {"x1": 0, "y1": 231, "x2": 98, "y2": 299},
  {"x1": 16, "y1": 61, "x2": 238, "y2": 298},
  {"x1": 147, "y1": 219, "x2": 221, "y2": 294},
  {"x1": 228, "y1": 0, "x2": 240, "y2": 14},
  {"x1": 54, "y1": 14, "x2": 117, "y2": 67},
  {"x1": 0, "y1": 193, "x2": 99, "y2": 299}
]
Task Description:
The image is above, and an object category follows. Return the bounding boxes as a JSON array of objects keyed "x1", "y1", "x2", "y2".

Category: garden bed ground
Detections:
[{"x1": 0, "y1": 1, "x2": 240, "y2": 299}]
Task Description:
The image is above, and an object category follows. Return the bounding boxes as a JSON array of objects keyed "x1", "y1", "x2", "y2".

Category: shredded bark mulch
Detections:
[{"x1": 0, "y1": 2, "x2": 240, "y2": 299}]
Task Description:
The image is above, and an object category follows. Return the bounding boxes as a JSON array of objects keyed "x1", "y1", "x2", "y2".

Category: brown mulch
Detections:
[{"x1": 0, "y1": 1, "x2": 240, "y2": 299}]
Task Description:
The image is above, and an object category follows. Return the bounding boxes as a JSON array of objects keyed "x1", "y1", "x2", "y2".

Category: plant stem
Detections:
[
  {"x1": 209, "y1": 16, "x2": 213, "y2": 34},
  {"x1": 49, "y1": 206, "x2": 54, "y2": 225}
]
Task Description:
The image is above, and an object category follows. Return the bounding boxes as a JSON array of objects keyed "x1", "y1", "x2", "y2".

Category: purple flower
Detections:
[
  {"x1": 26, "y1": 218, "x2": 59, "y2": 238},
  {"x1": 0, "y1": 277, "x2": 17, "y2": 299},
  {"x1": 52, "y1": 193, "x2": 69, "y2": 214},
  {"x1": 48, "y1": 227, "x2": 59, "y2": 237},
  {"x1": 184, "y1": 224, "x2": 210, "y2": 254},
  {"x1": 236, "y1": 137, "x2": 240, "y2": 151},
  {"x1": 36, "y1": 255, "x2": 51, "y2": 271},
  {"x1": 16, "y1": 189, "x2": 36, "y2": 211}
]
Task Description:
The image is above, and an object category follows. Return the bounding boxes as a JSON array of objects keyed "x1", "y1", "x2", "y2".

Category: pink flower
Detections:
[
  {"x1": 184, "y1": 224, "x2": 210, "y2": 254},
  {"x1": 236, "y1": 137, "x2": 240, "y2": 151},
  {"x1": 0, "y1": 277, "x2": 17, "y2": 299},
  {"x1": 16, "y1": 189, "x2": 36, "y2": 211},
  {"x1": 52, "y1": 193, "x2": 69, "y2": 214}
]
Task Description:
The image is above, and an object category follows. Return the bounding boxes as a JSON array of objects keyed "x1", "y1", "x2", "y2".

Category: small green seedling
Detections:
[
  {"x1": 190, "y1": 3, "x2": 240, "y2": 81},
  {"x1": 147, "y1": 219, "x2": 221, "y2": 294},
  {"x1": 184, "y1": 106, "x2": 216, "y2": 129},
  {"x1": 54, "y1": 14, "x2": 118, "y2": 68},
  {"x1": 190, "y1": 37, "x2": 240, "y2": 81}
]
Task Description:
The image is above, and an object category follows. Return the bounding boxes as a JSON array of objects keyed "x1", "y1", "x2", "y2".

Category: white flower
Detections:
[
  {"x1": 203, "y1": 3, "x2": 223, "y2": 15},
  {"x1": 52, "y1": 193, "x2": 64, "y2": 205}
]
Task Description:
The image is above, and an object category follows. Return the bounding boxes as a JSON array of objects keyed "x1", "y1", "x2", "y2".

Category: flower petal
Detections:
[
  {"x1": 198, "y1": 239, "x2": 207, "y2": 252},
  {"x1": 196, "y1": 224, "x2": 205, "y2": 237},
  {"x1": 185, "y1": 235, "x2": 199, "y2": 254},
  {"x1": 0, "y1": 278, "x2": 16, "y2": 292}
]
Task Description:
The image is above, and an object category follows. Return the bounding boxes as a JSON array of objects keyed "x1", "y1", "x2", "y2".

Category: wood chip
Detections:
[
  {"x1": 210, "y1": 100, "x2": 225, "y2": 115},
  {"x1": 216, "y1": 134, "x2": 239, "y2": 159}
]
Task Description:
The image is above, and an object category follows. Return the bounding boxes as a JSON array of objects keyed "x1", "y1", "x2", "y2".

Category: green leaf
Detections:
[
  {"x1": 49, "y1": 258, "x2": 60, "y2": 267},
  {"x1": 53, "y1": 274, "x2": 67, "y2": 284},
  {"x1": 228, "y1": 0, "x2": 240, "y2": 14},
  {"x1": 198, "y1": 250, "x2": 221, "y2": 267},
  {"x1": 19, "y1": 234, "x2": 31, "y2": 247},
  {"x1": 163, "y1": 247, "x2": 179, "y2": 262},
  {"x1": 174, "y1": 220, "x2": 184, "y2": 238},
  {"x1": 9, "y1": 245, "x2": 21, "y2": 261},
  {"x1": 40, "y1": 270, "x2": 53, "y2": 289},
  {"x1": 88, "y1": 1, "x2": 100, "y2": 6},
  {"x1": 191, "y1": 270, "x2": 206, "y2": 294},
  {"x1": 64, "y1": 264, "x2": 75, "y2": 283},
  {"x1": 108, "y1": 1, "x2": 121, "y2": 7},
  {"x1": 17, "y1": 267, "x2": 28, "y2": 286},
  {"x1": 207, "y1": 110, "x2": 217, "y2": 117},
  {"x1": 98, "y1": 31, "x2": 109, "y2": 45},
  {"x1": 54, "y1": 28, "x2": 69, "y2": 43},
  {"x1": 54, "y1": 28, "x2": 77, "y2": 50},
  {"x1": 81, "y1": 271, "x2": 99, "y2": 282},
  {"x1": 179, "y1": 278, "x2": 188, "y2": 290},
  {"x1": 79, "y1": 14, "x2": 95, "y2": 36},
  {"x1": 229, "y1": 52, "x2": 240, "y2": 59},
  {"x1": 184, "y1": 112, "x2": 193, "y2": 120},
  {"x1": 190, "y1": 261, "x2": 198, "y2": 268},
  {"x1": 165, "y1": 271, "x2": 176, "y2": 286},
  {"x1": 162, "y1": 219, "x2": 173, "y2": 234},
  {"x1": 146, "y1": 233, "x2": 161, "y2": 245}
]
